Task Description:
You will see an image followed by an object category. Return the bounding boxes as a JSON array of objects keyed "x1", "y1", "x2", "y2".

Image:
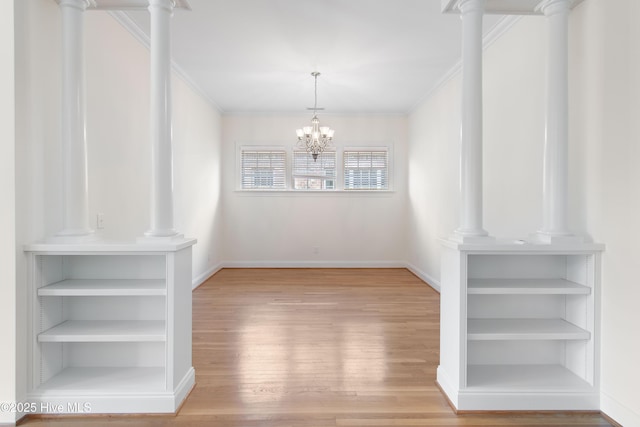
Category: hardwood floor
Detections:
[{"x1": 23, "y1": 268, "x2": 611, "y2": 426}]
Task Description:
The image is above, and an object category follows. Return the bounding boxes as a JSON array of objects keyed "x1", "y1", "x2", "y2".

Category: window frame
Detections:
[
  {"x1": 342, "y1": 146, "x2": 391, "y2": 191},
  {"x1": 237, "y1": 145, "x2": 289, "y2": 191},
  {"x1": 291, "y1": 149, "x2": 337, "y2": 191}
]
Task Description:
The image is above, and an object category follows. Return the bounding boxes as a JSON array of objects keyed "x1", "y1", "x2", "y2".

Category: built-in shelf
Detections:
[
  {"x1": 38, "y1": 279, "x2": 166, "y2": 296},
  {"x1": 35, "y1": 367, "x2": 166, "y2": 394},
  {"x1": 467, "y1": 318, "x2": 590, "y2": 341},
  {"x1": 438, "y1": 245, "x2": 603, "y2": 410},
  {"x1": 468, "y1": 278, "x2": 591, "y2": 295},
  {"x1": 466, "y1": 364, "x2": 593, "y2": 391},
  {"x1": 38, "y1": 320, "x2": 165, "y2": 342},
  {"x1": 26, "y1": 245, "x2": 196, "y2": 413}
]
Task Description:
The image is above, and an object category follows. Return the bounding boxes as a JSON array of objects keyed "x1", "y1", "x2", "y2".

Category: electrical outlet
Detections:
[
  {"x1": 96, "y1": 213, "x2": 105, "y2": 229},
  {"x1": 313, "y1": 246, "x2": 319, "y2": 254}
]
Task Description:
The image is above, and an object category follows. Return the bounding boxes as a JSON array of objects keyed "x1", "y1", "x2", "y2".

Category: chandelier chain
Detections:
[{"x1": 313, "y1": 72, "x2": 318, "y2": 113}]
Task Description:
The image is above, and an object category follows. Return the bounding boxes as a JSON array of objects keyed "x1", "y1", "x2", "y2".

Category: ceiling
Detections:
[{"x1": 124, "y1": 0, "x2": 503, "y2": 114}]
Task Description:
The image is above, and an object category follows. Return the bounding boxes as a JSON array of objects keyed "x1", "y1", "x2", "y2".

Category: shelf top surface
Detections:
[
  {"x1": 441, "y1": 0, "x2": 584, "y2": 15},
  {"x1": 467, "y1": 318, "x2": 590, "y2": 340},
  {"x1": 466, "y1": 364, "x2": 593, "y2": 391},
  {"x1": 440, "y1": 238, "x2": 604, "y2": 253},
  {"x1": 33, "y1": 367, "x2": 166, "y2": 393},
  {"x1": 24, "y1": 238, "x2": 197, "y2": 253},
  {"x1": 38, "y1": 279, "x2": 166, "y2": 296},
  {"x1": 79, "y1": 0, "x2": 191, "y2": 10},
  {"x1": 468, "y1": 278, "x2": 591, "y2": 294},
  {"x1": 39, "y1": 320, "x2": 165, "y2": 342}
]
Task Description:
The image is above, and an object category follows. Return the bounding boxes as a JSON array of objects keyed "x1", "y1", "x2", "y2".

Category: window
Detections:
[
  {"x1": 240, "y1": 150, "x2": 286, "y2": 190},
  {"x1": 343, "y1": 150, "x2": 389, "y2": 190},
  {"x1": 292, "y1": 151, "x2": 336, "y2": 190},
  {"x1": 238, "y1": 147, "x2": 391, "y2": 191}
]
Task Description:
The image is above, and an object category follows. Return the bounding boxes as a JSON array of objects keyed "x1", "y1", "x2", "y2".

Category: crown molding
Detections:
[
  {"x1": 408, "y1": 14, "x2": 521, "y2": 114},
  {"x1": 108, "y1": 11, "x2": 222, "y2": 113}
]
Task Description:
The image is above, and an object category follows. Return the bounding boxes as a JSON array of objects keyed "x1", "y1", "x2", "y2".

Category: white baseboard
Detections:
[
  {"x1": 601, "y1": 391, "x2": 640, "y2": 427},
  {"x1": 193, "y1": 262, "x2": 440, "y2": 292},
  {"x1": 192, "y1": 263, "x2": 223, "y2": 290},
  {"x1": 173, "y1": 367, "x2": 195, "y2": 410},
  {"x1": 404, "y1": 262, "x2": 440, "y2": 292},
  {"x1": 221, "y1": 260, "x2": 407, "y2": 269},
  {"x1": 436, "y1": 365, "x2": 458, "y2": 408},
  {"x1": 0, "y1": 414, "x2": 17, "y2": 426}
]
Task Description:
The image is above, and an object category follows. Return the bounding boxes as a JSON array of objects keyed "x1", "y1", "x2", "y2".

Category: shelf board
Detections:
[
  {"x1": 87, "y1": 0, "x2": 191, "y2": 10},
  {"x1": 466, "y1": 364, "x2": 593, "y2": 391},
  {"x1": 34, "y1": 367, "x2": 165, "y2": 394},
  {"x1": 38, "y1": 320, "x2": 165, "y2": 342},
  {"x1": 38, "y1": 279, "x2": 166, "y2": 296},
  {"x1": 468, "y1": 278, "x2": 591, "y2": 295},
  {"x1": 442, "y1": 0, "x2": 584, "y2": 15},
  {"x1": 468, "y1": 318, "x2": 591, "y2": 341},
  {"x1": 440, "y1": 238, "x2": 604, "y2": 252},
  {"x1": 24, "y1": 238, "x2": 197, "y2": 253}
]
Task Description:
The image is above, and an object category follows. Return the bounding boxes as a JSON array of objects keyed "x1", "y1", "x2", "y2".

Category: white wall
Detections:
[
  {"x1": 408, "y1": 1, "x2": 640, "y2": 424},
  {"x1": 172, "y1": 76, "x2": 224, "y2": 285},
  {"x1": 406, "y1": 76, "x2": 461, "y2": 287},
  {"x1": 574, "y1": 1, "x2": 640, "y2": 425},
  {"x1": 222, "y1": 114, "x2": 407, "y2": 266},
  {"x1": 0, "y1": 0, "x2": 16, "y2": 424}
]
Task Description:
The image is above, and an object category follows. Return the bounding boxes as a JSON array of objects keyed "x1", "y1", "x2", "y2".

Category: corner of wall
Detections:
[
  {"x1": 0, "y1": 0, "x2": 17, "y2": 424},
  {"x1": 601, "y1": 391, "x2": 640, "y2": 427}
]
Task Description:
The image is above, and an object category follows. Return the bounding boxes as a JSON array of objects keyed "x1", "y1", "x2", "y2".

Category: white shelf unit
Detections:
[
  {"x1": 437, "y1": 241, "x2": 604, "y2": 411},
  {"x1": 24, "y1": 240, "x2": 196, "y2": 414}
]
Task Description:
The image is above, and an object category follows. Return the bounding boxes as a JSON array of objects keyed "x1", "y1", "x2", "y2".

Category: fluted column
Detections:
[
  {"x1": 55, "y1": 0, "x2": 94, "y2": 240},
  {"x1": 453, "y1": 0, "x2": 490, "y2": 242},
  {"x1": 144, "y1": 0, "x2": 178, "y2": 238},
  {"x1": 537, "y1": 0, "x2": 574, "y2": 242}
]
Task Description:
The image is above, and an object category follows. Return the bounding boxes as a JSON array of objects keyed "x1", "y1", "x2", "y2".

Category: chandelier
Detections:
[{"x1": 296, "y1": 71, "x2": 334, "y2": 161}]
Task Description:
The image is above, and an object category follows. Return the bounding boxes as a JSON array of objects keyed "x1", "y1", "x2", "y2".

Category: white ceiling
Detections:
[{"x1": 124, "y1": 0, "x2": 503, "y2": 114}]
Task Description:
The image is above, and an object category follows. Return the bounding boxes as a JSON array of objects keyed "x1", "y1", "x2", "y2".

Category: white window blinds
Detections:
[
  {"x1": 292, "y1": 151, "x2": 336, "y2": 190},
  {"x1": 241, "y1": 150, "x2": 286, "y2": 190},
  {"x1": 343, "y1": 150, "x2": 389, "y2": 190}
]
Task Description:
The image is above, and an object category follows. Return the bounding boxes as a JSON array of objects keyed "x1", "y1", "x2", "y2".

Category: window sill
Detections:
[{"x1": 234, "y1": 189, "x2": 396, "y2": 196}]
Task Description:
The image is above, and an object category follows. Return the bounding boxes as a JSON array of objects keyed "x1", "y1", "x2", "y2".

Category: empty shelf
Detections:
[
  {"x1": 38, "y1": 320, "x2": 165, "y2": 342},
  {"x1": 467, "y1": 318, "x2": 591, "y2": 340},
  {"x1": 34, "y1": 367, "x2": 165, "y2": 394},
  {"x1": 468, "y1": 278, "x2": 590, "y2": 295},
  {"x1": 466, "y1": 364, "x2": 593, "y2": 391},
  {"x1": 38, "y1": 279, "x2": 166, "y2": 296}
]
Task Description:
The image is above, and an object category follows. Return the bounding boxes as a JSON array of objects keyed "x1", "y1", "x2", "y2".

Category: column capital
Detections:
[
  {"x1": 537, "y1": 0, "x2": 570, "y2": 16},
  {"x1": 457, "y1": 0, "x2": 485, "y2": 15},
  {"x1": 148, "y1": 0, "x2": 176, "y2": 13},
  {"x1": 57, "y1": 0, "x2": 91, "y2": 11}
]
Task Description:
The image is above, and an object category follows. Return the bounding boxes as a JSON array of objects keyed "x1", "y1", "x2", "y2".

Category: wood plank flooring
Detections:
[{"x1": 23, "y1": 268, "x2": 611, "y2": 426}]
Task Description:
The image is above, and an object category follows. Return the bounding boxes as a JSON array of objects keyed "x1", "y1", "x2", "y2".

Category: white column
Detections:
[
  {"x1": 453, "y1": 0, "x2": 490, "y2": 242},
  {"x1": 536, "y1": 0, "x2": 576, "y2": 242},
  {"x1": 144, "y1": 0, "x2": 179, "y2": 238},
  {"x1": 55, "y1": 0, "x2": 94, "y2": 240}
]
